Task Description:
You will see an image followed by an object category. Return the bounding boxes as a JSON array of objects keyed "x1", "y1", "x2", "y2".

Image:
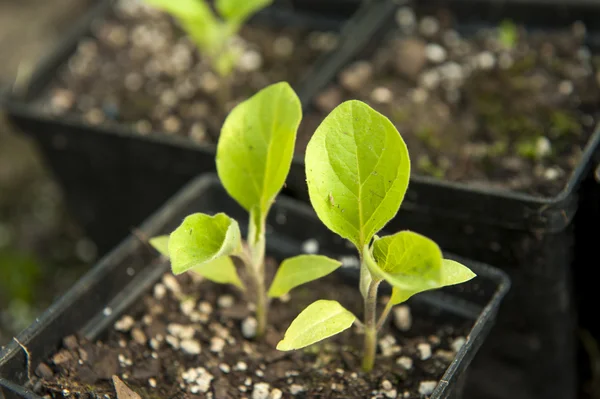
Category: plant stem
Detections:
[
  {"x1": 248, "y1": 211, "x2": 268, "y2": 338},
  {"x1": 362, "y1": 278, "x2": 381, "y2": 372},
  {"x1": 376, "y1": 297, "x2": 394, "y2": 331}
]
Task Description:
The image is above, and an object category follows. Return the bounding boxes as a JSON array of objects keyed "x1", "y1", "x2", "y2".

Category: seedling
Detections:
[
  {"x1": 499, "y1": 19, "x2": 518, "y2": 50},
  {"x1": 277, "y1": 100, "x2": 476, "y2": 372},
  {"x1": 145, "y1": 0, "x2": 272, "y2": 76},
  {"x1": 150, "y1": 82, "x2": 343, "y2": 337}
]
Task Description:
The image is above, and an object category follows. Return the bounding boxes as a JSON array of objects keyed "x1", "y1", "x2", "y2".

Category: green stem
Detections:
[
  {"x1": 248, "y1": 210, "x2": 268, "y2": 338},
  {"x1": 376, "y1": 297, "x2": 394, "y2": 331},
  {"x1": 362, "y1": 278, "x2": 381, "y2": 372}
]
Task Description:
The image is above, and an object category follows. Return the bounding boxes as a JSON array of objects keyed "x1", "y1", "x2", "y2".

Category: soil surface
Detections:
[
  {"x1": 306, "y1": 7, "x2": 600, "y2": 196},
  {"x1": 31, "y1": 258, "x2": 470, "y2": 399},
  {"x1": 37, "y1": 0, "x2": 338, "y2": 149}
]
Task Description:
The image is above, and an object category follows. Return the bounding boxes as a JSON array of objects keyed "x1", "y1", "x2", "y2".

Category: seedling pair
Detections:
[
  {"x1": 145, "y1": 0, "x2": 272, "y2": 76},
  {"x1": 151, "y1": 82, "x2": 475, "y2": 371}
]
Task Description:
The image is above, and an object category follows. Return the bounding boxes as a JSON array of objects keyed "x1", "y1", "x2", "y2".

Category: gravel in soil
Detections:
[
  {"x1": 32, "y1": 259, "x2": 470, "y2": 399},
  {"x1": 37, "y1": 0, "x2": 338, "y2": 149},
  {"x1": 307, "y1": 7, "x2": 600, "y2": 197}
]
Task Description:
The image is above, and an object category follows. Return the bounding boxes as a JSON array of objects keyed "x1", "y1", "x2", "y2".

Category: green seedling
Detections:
[
  {"x1": 150, "y1": 82, "x2": 343, "y2": 337},
  {"x1": 145, "y1": 0, "x2": 272, "y2": 76},
  {"x1": 499, "y1": 19, "x2": 518, "y2": 50},
  {"x1": 277, "y1": 100, "x2": 476, "y2": 372}
]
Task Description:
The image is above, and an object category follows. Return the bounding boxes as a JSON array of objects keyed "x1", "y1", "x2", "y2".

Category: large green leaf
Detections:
[
  {"x1": 389, "y1": 259, "x2": 477, "y2": 305},
  {"x1": 370, "y1": 231, "x2": 442, "y2": 291},
  {"x1": 305, "y1": 100, "x2": 410, "y2": 251},
  {"x1": 277, "y1": 300, "x2": 355, "y2": 351},
  {"x1": 149, "y1": 235, "x2": 170, "y2": 257},
  {"x1": 267, "y1": 255, "x2": 341, "y2": 298},
  {"x1": 168, "y1": 213, "x2": 242, "y2": 275},
  {"x1": 216, "y1": 82, "x2": 302, "y2": 225},
  {"x1": 216, "y1": 0, "x2": 273, "y2": 26},
  {"x1": 191, "y1": 256, "x2": 244, "y2": 289}
]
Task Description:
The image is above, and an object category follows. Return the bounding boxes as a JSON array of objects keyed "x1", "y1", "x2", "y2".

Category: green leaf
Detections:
[
  {"x1": 371, "y1": 231, "x2": 442, "y2": 291},
  {"x1": 144, "y1": 0, "x2": 214, "y2": 20},
  {"x1": 277, "y1": 300, "x2": 355, "y2": 351},
  {"x1": 168, "y1": 213, "x2": 242, "y2": 275},
  {"x1": 267, "y1": 255, "x2": 341, "y2": 298},
  {"x1": 389, "y1": 259, "x2": 476, "y2": 305},
  {"x1": 149, "y1": 235, "x2": 170, "y2": 257},
  {"x1": 216, "y1": 82, "x2": 302, "y2": 224},
  {"x1": 216, "y1": 0, "x2": 273, "y2": 27},
  {"x1": 305, "y1": 100, "x2": 410, "y2": 252},
  {"x1": 191, "y1": 256, "x2": 244, "y2": 289}
]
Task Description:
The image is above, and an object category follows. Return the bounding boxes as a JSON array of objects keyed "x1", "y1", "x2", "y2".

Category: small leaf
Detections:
[
  {"x1": 277, "y1": 300, "x2": 355, "y2": 351},
  {"x1": 149, "y1": 235, "x2": 169, "y2": 257},
  {"x1": 191, "y1": 256, "x2": 244, "y2": 289},
  {"x1": 216, "y1": 0, "x2": 273, "y2": 26},
  {"x1": 217, "y1": 82, "x2": 302, "y2": 224},
  {"x1": 390, "y1": 259, "x2": 476, "y2": 305},
  {"x1": 305, "y1": 100, "x2": 410, "y2": 252},
  {"x1": 268, "y1": 255, "x2": 341, "y2": 298},
  {"x1": 371, "y1": 231, "x2": 443, "y2": 291},
  {"x1": 168, "y1": 213, "x2": 242, "y2": 275},
  {"x1": 144, "y1": 0, "x2": 213, "y2": 19}
]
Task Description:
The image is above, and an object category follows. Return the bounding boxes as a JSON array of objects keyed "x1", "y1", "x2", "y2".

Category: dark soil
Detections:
[
  {"x1": 306, "y1": 7, "x2": 600, "y2": 196},
  {"x1": 31, "y1": 258, "x2": 470, "y2": 399},
  {"x1": 37, "y1": 0, "x2": 338, "y2": 150}
]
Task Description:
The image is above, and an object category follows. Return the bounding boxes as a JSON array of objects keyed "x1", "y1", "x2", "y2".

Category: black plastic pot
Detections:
[
  {"x1": 0, "y1": 174, "x2": 510, "y2": 399},
  {"x1": 0, "y1": 0, "x2": 367, "y2": 256},
  {"x1": 285, "y1": 1, "x2": 600, "y2": 399}
]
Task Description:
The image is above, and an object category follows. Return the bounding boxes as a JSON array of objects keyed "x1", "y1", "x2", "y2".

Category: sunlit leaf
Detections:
[
  {"x1": 168, "y1": 213, "x2": 242, "y2": 275},
  {"x1": 149, "y1": 235, "x2": 170, "y2": 257},
  {"x1": 389, "y1": 259, "x2": 476, "y2": 305},
  {"x1": 305, "y1": 100, "x2": 410, "y2": 252},
  {"x1": 277, "y1": 300, "x2": 355, "y2": 351},
  {"x1": 268, "y1": 255, "x2": 341, "y2": 298},
  {"x1": 191, "y1": 256, "x2": 244, "y2": 289}
]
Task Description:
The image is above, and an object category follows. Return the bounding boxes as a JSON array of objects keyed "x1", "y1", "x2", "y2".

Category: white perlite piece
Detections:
[
  {"x1": 385, "y1": 389, "x2": 398, "y2": 399},
  {"x1": 198, "y1": 301, "x2": 213, "y2": 314},
  {"x1": 395, "y1": 7, "x2": 416, "y2": 30},
  {"x1": 302, "y1": 239, "x2": 319, "y2": 254},
  {"x1": 211, "y1": 337, "x2": 226, "y2": 353},
  {"x1": 371, "y1": 87, "x2": 393, "y2": 104},
  {"x1": 252, "y1": 383, "x2": 271, "y2": 399},
  {"x1": 166, "y1": 335, "x2": 180, "y2": 349},
  {"x1": 114, "y1": 315, "x2": 135, "y2": 332},
  {"x1": 180, "y1": 299, "x2": 196, "y2": 316},
  {"x1": 168, "y1": 323, "x2": 195, "y2": 339},
  {"x1": 153, "y1": 283, "x2": 166, "y2": 299},
  {"x1": 289, "y1": 384, "x2": 306, "y2": 395},
  {"x1": 339, "y1": 255, "x2": 360, "y2": 269},
  {"x1": 419, "y1": 17, "x2": 439, "y2": 37},
  {"x1": 242, "y1": 317, "x2": 258, "y2": 339},
  {"x1": 238, "y1": 50, "x2": 263, "y2": 72},
  {"x1": 417, "y1": 343, "x2": 432, "y2": 360},
  {"x1": 131, "y1": 328, "x2": 147, "y2": 345},
  {"x1": 379, "y1": 334, "x2": 401, "y2": 357},
  {"x1": 182, "y1": 367, "x2": 214, "y2": 393},
  {"x1": 269, "y1": 388, "x2": 283, "y2": 399},
  {"x1": 219, "y1": 363, "x2": 231, "y2": 373},
  {"x1": 148, "y1": 378, "x2": 157, "y2": 388},
  {"x1": 393, "y1": 305, "x2": 412, "y2": 331},
  {"x1": 451, "y1": 337, "x2": 466, "y2": 353},
  {"x1": 162, "y1": 274, "x2": 181, "y2": 294},
  {"x1": 418, "y1": 381, "x2": 437, "y2": 396},
  {"x1": 544, "y1": 168, "x2": 561, "y2": 181},
  {"x1": 536, "y1": 137, "x2": 552, "y2": 158},
  {"x1": 425, "y1": 44, "x2": 447, "y2": 63},
  {"x1": 381, "y1": 380, "x2": 393, "y2": 391},
  {"x1": 218, "y1": 295, "x2": 235, "y2": 309},
  {"x1": 397, "y1": 356, "x2": 413, "y2": 370},
  {"x1": 477, "y1": 51, "x2": 496, "y2": 70},
  {"x1": 235, "y1": 361, "x2": 248, "y2": 371},
  {"x1": 181, "y1": 339, "x2": 201, "y2": 355}
]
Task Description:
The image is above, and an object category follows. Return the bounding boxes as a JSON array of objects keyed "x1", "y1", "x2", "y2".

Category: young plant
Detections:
[
  {"x1": 150, "y1": 82, "x2": 343, "y2": 337},
  {"x1": 499, "y1": 19, "x2": 518, "y2": 50},
  {"x1": 276, "y1": 100, "x2": 476, "y2": 372},
  {"x1": 145, "y1": 0, "x2": 272, "y2": 76}
]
